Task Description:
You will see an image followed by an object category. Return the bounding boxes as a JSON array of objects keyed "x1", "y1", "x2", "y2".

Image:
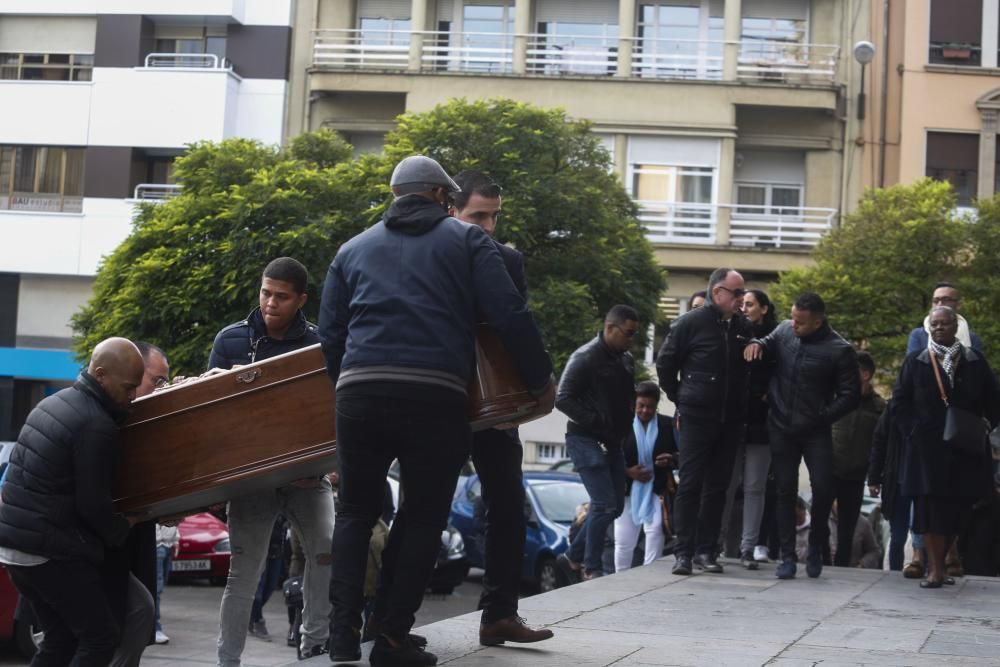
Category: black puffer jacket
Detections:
[
  {"x1": 656, "y1": 303, "x2": 753, "y2": 423},
  {"x1": 753, "y1": 320, "x2": 860, "y2": 435},
  {"x1": 209, "y1": 307, "x2": 319, "y2": 370},
  {"x1": 746, "y1": 320, "x2": 777, "y2": 443},
  {"x1": 0, "y1": 373, "x2": 131, "y2": 563},
  {"x1": 556, "y1": 334, "x2": 635, "y2": 447}
]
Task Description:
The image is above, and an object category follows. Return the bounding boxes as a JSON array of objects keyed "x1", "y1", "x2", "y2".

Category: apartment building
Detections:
[
  {"x1": 864, "y1": 0, "x2": 1000, "y2": 210},
  {"x1": 288, "y1": 0, "x2": 871, "y2": 318},
  {"x1": 0, "y1": 1, "x2": 293, "y2": 438}
]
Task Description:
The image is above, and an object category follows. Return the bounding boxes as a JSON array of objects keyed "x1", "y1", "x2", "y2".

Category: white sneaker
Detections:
[
  {"x1": 753, "y1": 545, "x2": 769, "y2": 563},
  {"x1": 154, "y1": 630, "x2": 170, "y2": 644}
]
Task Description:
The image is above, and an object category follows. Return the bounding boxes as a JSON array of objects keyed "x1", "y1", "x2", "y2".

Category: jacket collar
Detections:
[
  {"x1": 75, "y1": 371, "x2": 129, "y2": 424},
  {"x1": 246, "y1": 307, "x2": 310, "y2": 343},
  {"x1": 597, "y1": 332, "x2": 625, "y2": 358},
  {"x1": 799, "y1": 321, "x2": 831, "y2": 344}
]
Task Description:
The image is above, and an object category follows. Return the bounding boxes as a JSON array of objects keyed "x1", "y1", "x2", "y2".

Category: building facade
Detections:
[
  {"x1": 864, "y1": 0, "x2": 1000, "y2": 210},
  {"x1": 0, "y1": 1, "x2": 293, "y2": 438},
  {"x1": 289, "y1": 0, "x2": 871, "y2": 315}
]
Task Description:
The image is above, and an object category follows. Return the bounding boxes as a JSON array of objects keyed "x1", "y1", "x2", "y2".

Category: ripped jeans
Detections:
[{"x1": 218, "y1": 481, "x2": 335, "y2": 666}]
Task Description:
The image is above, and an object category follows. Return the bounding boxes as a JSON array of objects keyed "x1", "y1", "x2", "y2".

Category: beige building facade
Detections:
[
  {"x1": 865, "y1": 0, "x2": 1000, "y2": 208},
  {"x1": 288, "y1": 0, "x2": 871, "y2": 314}
]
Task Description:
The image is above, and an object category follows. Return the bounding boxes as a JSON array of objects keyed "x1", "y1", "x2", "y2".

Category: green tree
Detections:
[
  {"x1": 73, "y1": 99, "x2": 665, "y2": 375},
  {"x1": 771, "y1": 179, "x2": 968, "y2": 376},
  {"x1": 960, "y1": 195, "x2": 1000, "y2": 369}
]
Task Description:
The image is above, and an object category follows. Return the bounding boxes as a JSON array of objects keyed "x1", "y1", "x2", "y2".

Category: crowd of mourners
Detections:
[{"x1": 556, "y1": 276, "x2": 1000, "y2": 591}]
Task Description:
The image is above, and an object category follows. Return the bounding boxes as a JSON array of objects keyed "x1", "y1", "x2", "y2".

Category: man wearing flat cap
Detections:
[{"x1": 320, "y1": 155, "x2": 555, "y2": 666}]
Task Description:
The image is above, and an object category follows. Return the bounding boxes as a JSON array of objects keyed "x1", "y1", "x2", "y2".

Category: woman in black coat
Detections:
[{"x1": 893, "y1": 306, "x2": 1000, "y2": 588}]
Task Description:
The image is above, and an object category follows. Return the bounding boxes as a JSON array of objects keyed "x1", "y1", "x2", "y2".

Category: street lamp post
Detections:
[{"x1": 854, "y1": 41, "x2": 876, "y2": 120}]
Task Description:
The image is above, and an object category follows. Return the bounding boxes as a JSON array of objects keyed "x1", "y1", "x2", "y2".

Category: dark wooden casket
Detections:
[{"x1": 114, "y1": 327, "x2": 547, "y2": 518}]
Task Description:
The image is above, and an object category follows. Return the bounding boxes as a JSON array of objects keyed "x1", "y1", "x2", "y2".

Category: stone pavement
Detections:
[{"x1": 301, "y1": 557, "x2": 1000, "y2": 667}]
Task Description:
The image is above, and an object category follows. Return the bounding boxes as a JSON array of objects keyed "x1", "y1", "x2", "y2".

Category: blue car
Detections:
[{"x1": 451, "y1": 471, "x2": 589, "y2": 593}]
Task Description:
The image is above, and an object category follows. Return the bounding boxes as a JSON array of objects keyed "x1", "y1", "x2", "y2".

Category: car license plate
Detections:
[{"x1": 171, "y1": 559, "x2": 210, "y2": 571}]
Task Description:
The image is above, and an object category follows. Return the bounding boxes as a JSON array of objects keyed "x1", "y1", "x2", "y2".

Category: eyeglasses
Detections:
[
  {"x1": 613, "y1": 324, "x2": 639, "y2": 338},
  {"x1": 932, "y1": 296, "x2": 959, "y2": 305},
  {"x1": 717, "y1": 286, "x2": 746, "y2": 298},
  {"x1": 148, "y1": 373, "x2": 169, "y2": 389}
]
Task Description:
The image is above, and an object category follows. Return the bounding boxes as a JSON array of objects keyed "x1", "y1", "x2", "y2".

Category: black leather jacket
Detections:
[
  {"x1": 656, "y1": 302, "x2": 753, "y2": 423},
  {"x1": 556, "y1": 333, "x2": 635, "y2": 447},
  {"x1": 753, "y1": 320, "x2": 860, "y2": 435},
  {"x1": 0, "y1": 373, "x2": 131, "y2": 563}
]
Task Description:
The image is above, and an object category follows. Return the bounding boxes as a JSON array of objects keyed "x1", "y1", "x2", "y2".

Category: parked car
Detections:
[
  {"x1": 386, "y1": 476, "x2": 469, "y2": 595},
  {"x1": 170, "y1": 512, "x2": 231, "y2": 585},
  {"x1": 451, "y1": 471, "x2": 589, "y2": 593},
  {"x1": 0, "y1": 564, "x2": 39, "y2": 659},
  {"x1": 547, "y1": 459, "x2": 576, "y2": 474}
]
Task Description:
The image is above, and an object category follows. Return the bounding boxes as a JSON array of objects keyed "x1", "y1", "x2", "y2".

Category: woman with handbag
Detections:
[{"x1": 893, "y1": 306, "x2": 1000, "y2": 588}]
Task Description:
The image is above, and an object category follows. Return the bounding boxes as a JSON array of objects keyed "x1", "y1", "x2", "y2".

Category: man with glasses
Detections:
[
  {"x1": 906, "y1": 282, "x2": 982, "y2": 354},
  {"x1": 555, "y1": 305, "x2": 639, "y2": 580},
  {"x1": 657, "y1": 268, "x2": 752, "y2": 575}
]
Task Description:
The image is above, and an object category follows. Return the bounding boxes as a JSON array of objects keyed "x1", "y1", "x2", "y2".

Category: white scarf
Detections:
[
  {"x1": 923, "y1": 314, "x2": 974, "y2": 348},
  {"x1": 630, "y1": 414, "x2": 659, "y2": 526},
  {"x1": 929, "y1": 338, "x2": 963, "y2": 386}
]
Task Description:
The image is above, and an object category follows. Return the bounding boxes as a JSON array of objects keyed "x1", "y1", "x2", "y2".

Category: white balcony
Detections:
[
  {"x1": 2, "y1": 1, "x2": 249, "y2": 23},
  {"x1": 639, "y1": 202, "x2": 836, "y2": 249},
  {"x1": 312, "y1": 30, "x2": 839, "y2": 84},
  {"x1": 0, "y1": 197, "x2": 134, "y2": 276},
  {"x1": 0, "y1": 80, "x2": 93, "y2": 146},
  {"x1": 131, "y1": 184, "x2": 181, "y2": 201},
  {"x1": 143, "y1": 53, "x2": 232, "y2": 70}
]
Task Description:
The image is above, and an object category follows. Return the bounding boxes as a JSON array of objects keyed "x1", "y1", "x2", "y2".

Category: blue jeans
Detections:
[
  {"x1": 155, "y1": 545, "x2": 171, "y2": 632},
  {"x1": 250, "y1": 554, "x2": 286, "y2": 623},
  {"x1": 566, "y1": 434, "x2": 625, "y2": 574}
]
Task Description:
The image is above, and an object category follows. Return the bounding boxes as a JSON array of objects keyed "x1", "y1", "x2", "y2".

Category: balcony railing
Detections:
[
  {"x1": 638, "y1": 201, "x2": 718, "y2": 245},
  {"x1": 737, "y1": 40, "x2": 839, "y2": 83},
  {"x1": 312, "y1": 30, "x2": 838, "y2": 83},
  {"x1": 724, "y1": 204, "x2": 835, "y2": 249},
  {"x1": 638, "y1": 202, "x2": 836, "y2": 249},
  {"x1": 132, "y1": 184, "x2": 181, "y2": 201},
  {"x1": 143, "y1": 53, "x2": 231, "y2": 70}
]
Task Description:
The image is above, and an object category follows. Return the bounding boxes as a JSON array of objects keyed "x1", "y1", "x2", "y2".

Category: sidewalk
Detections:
[{"x1": 301, "y1": 558, "x2": 1000, "y2": 666}]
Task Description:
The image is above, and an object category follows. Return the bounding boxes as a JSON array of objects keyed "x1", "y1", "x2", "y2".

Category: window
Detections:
[
  {"x1": 636, "y1": 2, "x2": 723, "y2": 80},
  {"x1": 926, "y1": 132, "x2": 979, "y2": 207},
  {"x1": 359, "y1": 17, "x2": 412, "y2": 46},
  {"x1": 0, "y1": 146, "x2": 85, "y2": 213},
  {"x1": 928, "y1": 0, "x2": 982, "y2": 66},
  {"x1": 534, "y1": 21, "x2": 618, "y2": 75},
  {"x1": 535, "y1": 442, "x2": 567, "y2": 463},
  {"x1": 0, "y1": 53, "x2": 93, "y2": 81},
  {"x1": 736, "y1": 183, "x2": 802, "y2": 214},
  {"x1": 460, "y1": 3, "x2": 515, "y2": 72},
  {"x1": 153, "y1": 27, "x2": 228, "y2": 67}
]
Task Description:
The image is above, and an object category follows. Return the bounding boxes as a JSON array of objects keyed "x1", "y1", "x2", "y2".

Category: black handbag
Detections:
[{"x1": 930, "y1": 350, "x2": 987, "y2": 456}]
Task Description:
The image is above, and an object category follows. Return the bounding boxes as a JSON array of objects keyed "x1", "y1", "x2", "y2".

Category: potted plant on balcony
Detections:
[{"x1": 941, "y1": 42, "x2": 973, "y2": 60}]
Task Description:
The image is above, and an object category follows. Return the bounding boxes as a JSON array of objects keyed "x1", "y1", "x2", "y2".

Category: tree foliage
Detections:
[
  {"x1": 770, "y1": 178, "x2": 1000, "y2": 378},
  {"x1": 73, "y1": 100, "x2": 664, "y2": 376}
]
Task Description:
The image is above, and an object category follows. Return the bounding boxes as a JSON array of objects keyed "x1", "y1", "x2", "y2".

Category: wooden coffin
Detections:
[{"x1": 114, "y1": 326, "x2": 546, "y2": 519}]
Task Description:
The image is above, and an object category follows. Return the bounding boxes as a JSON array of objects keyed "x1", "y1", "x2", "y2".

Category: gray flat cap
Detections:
[{"x1": 390, "y1": 155, "x2": 461, "y2": 193}]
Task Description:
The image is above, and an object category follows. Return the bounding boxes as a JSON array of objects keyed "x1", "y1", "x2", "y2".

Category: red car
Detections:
[
  {"x1": 170, "y1": 512, "x2": 231, "y2": 585},
  {"x1": 0, "y1": 563, "x2": 39, "y2": 658}
]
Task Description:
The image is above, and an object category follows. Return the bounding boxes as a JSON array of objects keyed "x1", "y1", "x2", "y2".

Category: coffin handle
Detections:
[{"x1": 235, "y1": 368, "x2": 263, "y2": 384}]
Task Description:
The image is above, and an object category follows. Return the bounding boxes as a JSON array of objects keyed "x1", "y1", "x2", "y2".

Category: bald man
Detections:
[{"x1": 0, "y1": 337, "x2": 144, "y2": 667}]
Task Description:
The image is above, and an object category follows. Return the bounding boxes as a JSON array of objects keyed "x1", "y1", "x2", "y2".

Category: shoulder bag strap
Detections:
[{"x1": 928, "y1": 346, "x2": 950, "y2": 407}]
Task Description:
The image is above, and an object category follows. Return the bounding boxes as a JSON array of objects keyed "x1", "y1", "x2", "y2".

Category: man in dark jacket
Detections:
[
  {"x1": 745, "y1": 292, "x2": 860, "y2": 579},
  {"x1": 555, "y1": 305, "x2": 638, "y2": 580},
  {"x1": 0, "y1": 337, "x2": 143, "y2": 667},
  {"x1": 656, "y1": 268, "x2": 752, "y2": 575},
  {"x1": 211, "y1": 257, "x2": 336, "y2": 664},
  {"x1": 320, "y1": 155, "x2": 554, "y2": 667},
  {"x1": 830, "y1": 351, "x2": 885, "y2": 567},
  {"x1": 448, "y1": 170, "x2": 551, "y2": 645}
]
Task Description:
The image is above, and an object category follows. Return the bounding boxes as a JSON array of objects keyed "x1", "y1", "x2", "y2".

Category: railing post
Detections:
[
  {"x1": 716, "y1": 138, "x2": 736, "y2": 245},
  {"x1": 617, "y1": 0, "x2": 637, "y2": 77},
  {"x1": 409, "y1": 0, "x2": 429, "y2": 71},
  {"x1": 723, "y1": 0, "x2": 741, "y2": 80},
  {"x1": 513, "y1": 0, "x2": 531, "y2": 74}
]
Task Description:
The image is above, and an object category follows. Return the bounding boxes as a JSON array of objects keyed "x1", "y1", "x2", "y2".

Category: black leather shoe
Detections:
[
  {"x1": 740, "y1": 550, "x2": 759, "y2": 570},
  {"x1": 363, "y1": 617, "x2": 428, "y2": 647},
  {"x1": 369, "y1": 635, "x2": 437, "y2": 667},
  {"x1": 297, "y1": 642, "x2": 328, "y2": 660},
  {"x1": 329, "y1": 626, "x2": 361, "y2": 663},
  {"x1": 672, "y1": 555, "x2": 692, "y2": 575},
  {"x1": 694, "y1": 553, "x2": 724, "y2": 573}
]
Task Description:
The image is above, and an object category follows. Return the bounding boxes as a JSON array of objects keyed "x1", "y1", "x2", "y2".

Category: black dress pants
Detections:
[
  {"x1": 330, "y1": 392, "x2": 470, "y2": 640},
  {"x1": 470, "y1": 427, "x2": 525, "y2": 624},
  {"x1": 672, "y1": 415, "x2": 742, "y2": 559},
  {"x1": 770, "y1": 425, "x2": 835, "y2": 562},
  {"x1": 832, "y1": 476, "x2": 865, "y2": 567},
  {"x1": 8, "y1": 558, "x2": 121, "y2": 667}
]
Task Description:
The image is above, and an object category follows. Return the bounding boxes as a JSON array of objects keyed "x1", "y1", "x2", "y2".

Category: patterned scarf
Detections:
[{"x1": 928, "y1": 339, "x2": 963, "y2": 386}]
